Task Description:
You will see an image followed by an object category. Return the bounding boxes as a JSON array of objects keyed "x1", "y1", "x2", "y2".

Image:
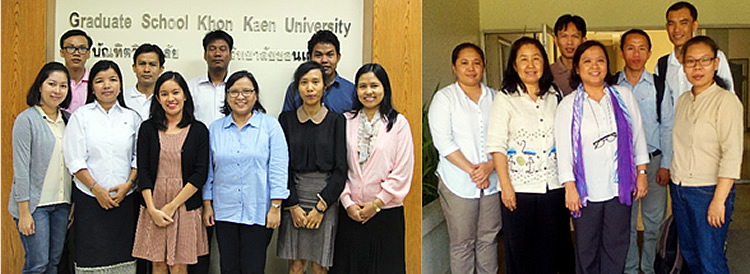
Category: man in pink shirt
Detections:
[{"x1": 59, "y1": 29, "x2": 92, "y2": 113}]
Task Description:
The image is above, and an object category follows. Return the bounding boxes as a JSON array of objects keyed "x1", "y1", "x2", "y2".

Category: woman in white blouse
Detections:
[
  {"x1": 427, "y1": 43, "x2": 500, "y2": 274},
  {"x1": 486, "y1": 37, "x2": 571, "y2": 274},
  {"x1": 554, "y1": 40, "x2": 648, "y2": 274},
  {"x1": 63, "y1": 60, "x2": 141, "y2": 273}
]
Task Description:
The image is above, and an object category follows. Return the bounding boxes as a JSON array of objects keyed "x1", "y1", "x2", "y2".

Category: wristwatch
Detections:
[
  {"x1": 372, "y1": 201, "x2": 381, "y2": 213},
  {"x1": 638, "y1": 169, "x2": 647, "y2": 175},
  {"x1": 271, "y1": 203, "x2": 281, "y2": 209}
]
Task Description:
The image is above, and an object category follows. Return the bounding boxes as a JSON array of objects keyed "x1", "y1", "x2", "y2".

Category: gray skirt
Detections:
[{"x1": 277, "y1": 171, "x2": 338, "y2": 267}]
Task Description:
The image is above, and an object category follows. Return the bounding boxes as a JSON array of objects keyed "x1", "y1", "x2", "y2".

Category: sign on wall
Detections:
[{"x1": 55, "y1": 0, "x2": 364, "y2": 116}]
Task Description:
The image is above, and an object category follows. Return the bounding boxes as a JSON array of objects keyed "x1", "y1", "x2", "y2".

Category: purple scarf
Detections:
[{"x1": 571, "y1": 84, "x2": 636, "y2": 217}]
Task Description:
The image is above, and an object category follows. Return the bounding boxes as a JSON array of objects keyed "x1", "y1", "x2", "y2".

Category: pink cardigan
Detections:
[{"x1": 339, "y1": 113, "x2": 414, "y2": 209}]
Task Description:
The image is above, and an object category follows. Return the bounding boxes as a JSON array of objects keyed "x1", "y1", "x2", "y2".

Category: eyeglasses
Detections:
[
  {"x1": 62, "y1": 46, "x2": 90, "y2": 54},
  {"x1": 227, "y1": 89, "x2": 255, "y2": 98},
  {"x1": 684, "y1": 56, "x2": 715, "y2": 68},
  {"x1": 593, "y1": 132, "x2": 617, "y2": 150}
]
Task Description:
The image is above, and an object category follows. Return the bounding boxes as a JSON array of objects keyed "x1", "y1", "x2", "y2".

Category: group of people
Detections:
[
  {"x1": 10, "y1": 28, "x2": 414, "y2": 274},
  {"x1": 429, "y1": 2, "x2": 741, "y2": 274}
]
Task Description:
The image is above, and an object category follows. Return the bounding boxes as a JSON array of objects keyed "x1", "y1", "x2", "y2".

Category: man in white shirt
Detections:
[
  {"x1": 189, "y1": 30, "x2": 233, "y2": 125},
  {"x1": 123, "y1": 44, "x2": 165, "y2": 120},
  {"x1": 187, "y1": 30, "x2": 233, "y2": 274},
  {"x1": 657, "y1": 1, "x2": 734, "y2": 109}
]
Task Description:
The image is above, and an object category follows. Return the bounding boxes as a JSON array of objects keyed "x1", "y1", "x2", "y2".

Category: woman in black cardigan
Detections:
[{"x1": 132, "y1": 71, "x2": 210, "y2": 274}]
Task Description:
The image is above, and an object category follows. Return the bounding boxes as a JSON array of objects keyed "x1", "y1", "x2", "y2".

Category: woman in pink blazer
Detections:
[{"x1": 329, "y1": 63, "x2": 414, "y2": 274}]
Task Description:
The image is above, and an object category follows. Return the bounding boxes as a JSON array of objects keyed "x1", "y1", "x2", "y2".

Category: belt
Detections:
[{"x1": 649, "y1": 149, "x2": 662, "y2": 159}]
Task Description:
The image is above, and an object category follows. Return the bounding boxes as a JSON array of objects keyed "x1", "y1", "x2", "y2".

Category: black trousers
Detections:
[
  {"x1": 501, "y1": 188, "x2": 571, "y2": 274},
  {"x1": 215, "y1": 221, "x2": 273, "y2": 274},
  {"x1": 572, "y1": 197, "x2": 631, "y2": 274}
]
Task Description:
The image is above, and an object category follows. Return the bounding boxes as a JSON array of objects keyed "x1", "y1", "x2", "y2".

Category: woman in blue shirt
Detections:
[{"x1": 202, "y1": 70, "x2": 289, "y2": 273}]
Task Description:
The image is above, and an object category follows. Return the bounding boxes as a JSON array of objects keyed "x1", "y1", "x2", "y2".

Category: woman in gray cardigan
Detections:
[{"x1": 9, "y1": 62, "x2": 72, "y2": 273}]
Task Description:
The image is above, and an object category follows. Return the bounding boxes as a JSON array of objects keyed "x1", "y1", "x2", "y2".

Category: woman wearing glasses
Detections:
[
  {"x1": 670, "y1": 36, "x2": 741, "y2": 273},
  {"x1": 554, "y1": 40, "x2": 648, "y2": 273},
  {"x1": 202, "y1": 70, "x2": 289, "y2": 273}
]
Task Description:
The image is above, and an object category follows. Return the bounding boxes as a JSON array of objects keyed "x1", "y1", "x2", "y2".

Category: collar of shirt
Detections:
[
  {"x1": 198, "y1": 72, "x2": 230, "y2": 86},
  {"x1": 328, "y1": 73, "x2": 343, "y2": 90},
  {"x1": 71, "y1": 69, "x2": 89, "y2": 87},
  {"x1": 551, "y1": 56, "x2": 571, "y2": 74},
  {"x1": 297, "y1": 106, "x2": 328, "y2": 124},
  {"x1": 687, "y1": 82, "x2": 720, "y2": 102},
  {"x1": 454, "y1": 82, "x2": 493, "y2": 103},
  {"x1": 34, "y1": 105, "x2": 63, "y2": 124},
  {"x1": 617, "y1": 68, "x2": 654, "y2": 87},
  {"x1": 90, "y1": 100, "x2": 124, "y2": 114},
  {"x1": 222, "y1": 110, "x2": 262, "y2": 129},
  {"x1": 127, "y1": 85, "x2": 153, "y2": 100}
]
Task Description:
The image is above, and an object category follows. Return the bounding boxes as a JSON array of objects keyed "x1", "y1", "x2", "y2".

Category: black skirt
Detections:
[
  {"x1": 329, "y1": 205, "x2": 406, "y2": 274},
  {"x1": 73, "y1": 187, "x2": 137, "y2": 267}
]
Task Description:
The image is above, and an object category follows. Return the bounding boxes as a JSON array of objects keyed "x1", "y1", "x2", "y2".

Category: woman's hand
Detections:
[
  {"x1": 305, "y1": 209, "x2": 324, "y2": 229},
  {"x1": 346, "y1": 204, "x2": 363, "y2": 222},
  {"x1": 108, "y1": 181, "x2": 132, "y2": 205},
  {"x1": 564, "y1": 182, "x2": 582, "y2": 215},
  {"x1": 633, "y1": 173, "x2": 648, "y2": 201},
  {"x1": 470, "y1": 162, "x2": 494, "y2": 185},
  {"x1": 358, "y1": 202, "x2": 378, "y2": 224},
  {"x1": 148, "y1": 208, "x2": 174, "y2": 227},
  {"x1": 707, "y1": 198, "x2": 726, "y2": 228},
  {"x1": 266, "y1": 206, "x2": 281, "y2": 229},
  {"x1": 202, "y1": 201, "x2": 215, "y2": 227},
  {"x1": 92, "y1": 184, "x2": 118, "y2": 210},
  {"x1": 500, "y1": 184, "x2": 517, "y2": 211},
  {"x1": 161, "y1": 202, "x2": 177, "y2": 218},
  {"x1": 18, "y1": 212, "x2": 35, "y2": 236},
  {"x1": 290, "y1": 206, "x2": 307, "y2": 228}
]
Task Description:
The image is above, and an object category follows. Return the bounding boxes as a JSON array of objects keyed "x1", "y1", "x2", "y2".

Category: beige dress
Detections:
[{"x1": 132, "y1": 126, "x2": 208, "y2": 265}]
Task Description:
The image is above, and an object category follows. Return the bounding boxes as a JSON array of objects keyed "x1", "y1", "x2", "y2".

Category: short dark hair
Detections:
[
  {"x1": 451, "y1": 43, "x2": 485, "y2": 66},
  {"x1": 202, "y1": 30, "x2": 234, "y2": 52},
  {"x1": 26, "y1": 62, "x2": 72, "y2": 109},
  {"x1": 349, "y1": 63, "x2": 400, "y2": 131},
  {"x1": 681, "y1": 36, "x2": 730, "y2": 90},
  {"x1": 667, "y1": 1, "x2": 698, "y2": 21},
  {"x1": 85, "y1": 60, "x2": 128, "y2": 109},
  {"x1": 293, "y1": 61, "x2": 325, "y2": 105},
  {"x1": 620, "y1": 29, "x2": 652, "y2": 51},
  {"x1": 133, "y1": 43, "x2": 166, "y2": 66},
  {"x1": 307, "y1": 30, "x2": 341, "y2": 57},
  {"x1": 501, "y1": 37, "x2": 555, "y2": 97},
  {"x1": 570, "y1": 40, "x2": 612, "y2": 89},
  {"x1": 148, "y1": 71, "x2": 195, "y2": 130},
  {"x1": 554, "y1": 14, "x2": 587, "y2": 37},
  {"x1": 221, "y1": 70, "x2": 266, "y2": 115},
  {"x1": 59, "y1": 29, "x2": 93, "y2": 49}
]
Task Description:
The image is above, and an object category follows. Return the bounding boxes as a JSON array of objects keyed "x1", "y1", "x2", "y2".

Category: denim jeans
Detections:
[
  {"x1": 670, "y1": 183, "x2": 735, "y2": 274},
  {"x1": 14, "y1": 203, "x2": 71, "y2": 274}
]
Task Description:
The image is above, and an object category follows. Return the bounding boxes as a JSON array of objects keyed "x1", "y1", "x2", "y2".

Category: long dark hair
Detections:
[
  {"x1": 27, "y1": 62, "x2": 72, "y2": 109},
  {"x1": 293, "y1": 61, "x2": 325, "y2": 105},
  {"x1": 349, "y1": 63, "x2": 399, "y2": 131},
  {"x1": 681, "y1": 36, "x2": 731, "y2": 90},
  {"x1": 501, "y1": 37, "x2": 555, "y2": 96},
  {"x1": 221, "y1": 70, "x2": 266, "y2": 115},
  {"x1": 569, "y1": 40, "x2": 612, "y2": 90},
  {"x1": 147, "y1": 71, "x2": 196, "y2": 130},
  {"x1": 85, "y1": 60, "x2": 128, "y2": 109}
]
